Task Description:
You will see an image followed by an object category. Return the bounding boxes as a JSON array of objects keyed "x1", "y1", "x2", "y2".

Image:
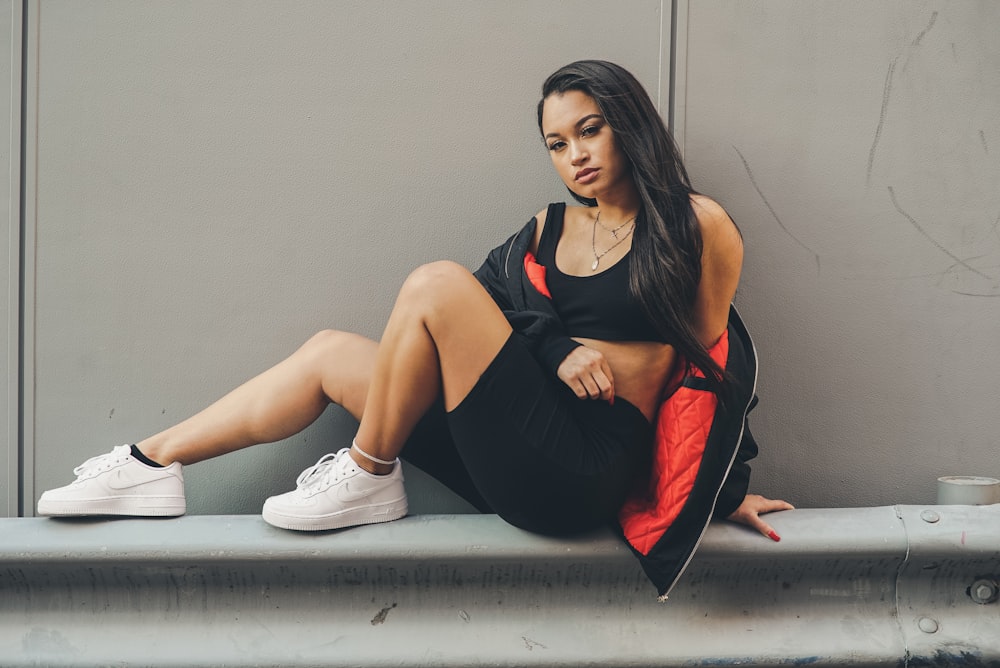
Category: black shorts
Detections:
[{"x1": 402, "y1": 333, "x2": 653, "y2": 536}]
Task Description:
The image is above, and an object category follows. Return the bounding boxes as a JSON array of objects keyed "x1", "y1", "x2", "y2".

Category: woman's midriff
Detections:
[{"x1": 574, "y1": 338, "x2": 677, "y2": 423}]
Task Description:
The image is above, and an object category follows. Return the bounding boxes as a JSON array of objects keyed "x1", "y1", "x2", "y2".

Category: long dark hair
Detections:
[{"x1": 537, "y1": 60, "x2": 729, "y2": 397}]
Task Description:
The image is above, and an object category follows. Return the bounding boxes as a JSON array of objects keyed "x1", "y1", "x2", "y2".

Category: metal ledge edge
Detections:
[{"x1": 1, "y1": 506, "x2": 998, "y2": 667}]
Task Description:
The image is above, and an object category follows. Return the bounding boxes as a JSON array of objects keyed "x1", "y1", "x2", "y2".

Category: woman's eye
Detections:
[
  {"x1": 581, "y1": 125, "x2": 599, "y2": 137},
  {"x1": 548, "y1": 140, "x2": 566, "y2": 151}
]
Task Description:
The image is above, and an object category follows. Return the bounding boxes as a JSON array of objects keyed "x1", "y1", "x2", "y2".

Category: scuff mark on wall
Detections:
[
  {"x1": 866, "y1": 58, "x2": 897, "y2": 187},
  {"x1": 733, "y1": 146, "x2": 820, "y2": 274},
  {"x1": 869, "y1": 12, "x2": 941, "y2": 187},
  {"x1": 910, "y1": 11, "x2": 938, "y2": 47},
  {"x1": 950, "y1": 290, "x2": 1000, "y2": 298},
  {"x1": 887, "y1": 186, "x2": 993, "y2": 282},
  {"x1": 901, "y1": 11, "x2": 940, "y2": 73}
]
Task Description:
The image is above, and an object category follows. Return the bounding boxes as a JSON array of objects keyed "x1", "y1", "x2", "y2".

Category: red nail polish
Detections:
[{"x1": 768, "y1": 531, "x2": 780, "y2": 542}]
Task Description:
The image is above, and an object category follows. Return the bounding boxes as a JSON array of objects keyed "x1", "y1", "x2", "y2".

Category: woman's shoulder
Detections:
[
  {"x1": 689, "y1": 194, "x2": 742, "y2": 252},
  {"x1": 689, "y1": 194, "x2": 734, "y2": 231},
  {"x1": 533, "y1": 206, "x2": 549, "y2": 226},
  {"x1": 532, "y1": 201, "x2": 576, "y2": 224},
  {"x1": 529, "y1": 203, "x2": 571, "y2": 252}
]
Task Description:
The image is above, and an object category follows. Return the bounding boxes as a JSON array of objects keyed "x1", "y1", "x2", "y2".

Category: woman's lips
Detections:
[{"x1": 575, "y1": 168, "x2": 599, "y2": 185}]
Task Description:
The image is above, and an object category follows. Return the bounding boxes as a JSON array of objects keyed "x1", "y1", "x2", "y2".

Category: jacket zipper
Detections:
[
  {"x1": 657, "y1": 306, "x2": 760, "y2": 602},
  {"x1": 502, "y1": 226, "x2": 524, "y2": 279}
]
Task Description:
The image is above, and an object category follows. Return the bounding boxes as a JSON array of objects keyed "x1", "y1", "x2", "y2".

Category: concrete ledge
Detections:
[{"x1": 1, "y1": 506, "x2": 998, "y2": 667}]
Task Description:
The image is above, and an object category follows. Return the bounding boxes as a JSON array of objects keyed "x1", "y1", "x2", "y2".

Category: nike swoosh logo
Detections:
[
  {"x1": 106, "y1": 468, "x2": 168, "y2": 491},
  {"x1": 336, "y1": 481, "x2": 371, "y2": 503}
]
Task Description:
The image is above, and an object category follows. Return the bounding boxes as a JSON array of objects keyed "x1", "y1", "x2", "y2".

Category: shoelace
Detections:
[
  {"x1": 73, "y1": 444, "x2": 131, "y2": 479},
  {"x1": 295, "y1": 449, "x2": 351, "y2": 492}
]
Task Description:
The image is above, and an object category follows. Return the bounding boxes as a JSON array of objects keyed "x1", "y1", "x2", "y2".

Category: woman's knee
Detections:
[
  {"x1": 397, "y1": 261, "x2": 482, "y2": 311},
  {"x1": 298, "y1": 330, "x2": 377, "y2": 414},
  {"x1": 301, "y1": 328, "x2": 345, "y2": 354},
  {"x1": 403, "y1": 260, "x2": 474, "y2": 291},
  {"x1": 299, "y1": 329, "x2": 371, "y2": 364}
]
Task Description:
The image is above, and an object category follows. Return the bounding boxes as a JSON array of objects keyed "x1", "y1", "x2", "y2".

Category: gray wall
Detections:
[
  {"x1": 20, "y1": 0, "x2": 667, "y2": 515},
  {"x1": 2, "y1": 0, "x2": 21, "y2": 518},
  {"x1": 680, "y1": 1, "x2": 1000, "y2": 506},
  {"x1": 8, "y1": 1, "x2": 998, "y2": 517}
]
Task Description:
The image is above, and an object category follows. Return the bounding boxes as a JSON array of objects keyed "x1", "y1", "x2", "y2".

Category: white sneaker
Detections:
[
  {"x1": 37, "y1": 444, "x2": 186, "y2": 517},
  {"x1": 262, "y1": 448, "x2": 407, "y2": 531}
]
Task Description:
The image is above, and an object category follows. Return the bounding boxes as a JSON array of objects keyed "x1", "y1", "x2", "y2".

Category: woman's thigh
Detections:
[
  {"x1": 317, "y1": 261, "x2": 509, "y2": 420},
  {"x1": 394, "y1": 261, "x2": 513, "y2": 411}
]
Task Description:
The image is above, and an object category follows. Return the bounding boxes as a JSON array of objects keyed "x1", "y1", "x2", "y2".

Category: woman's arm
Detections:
[
  {"x1": 690, "y1": 194, "x2": 744, "y2": 347},
  {"x1": 691, "y1": 195, "x2": 794, "y2": 536}
]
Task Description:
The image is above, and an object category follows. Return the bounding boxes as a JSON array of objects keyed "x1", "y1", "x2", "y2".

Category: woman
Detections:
[{"x1": 38, "y1": 61, "x2": 790, "y2": 567}]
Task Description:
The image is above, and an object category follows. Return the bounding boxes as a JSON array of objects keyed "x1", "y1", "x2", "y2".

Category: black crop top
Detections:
[{"x1": 536, "y1": 203, "x2": 669, "y2": 343}]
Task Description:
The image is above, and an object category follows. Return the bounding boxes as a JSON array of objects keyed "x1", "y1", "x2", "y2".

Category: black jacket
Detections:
[
  {"x1": 474, "y1": 212, "x2": 759, "y2": 598},
  {"x1": 473, "y1": 214, "x2": 582, "y2": 375}
]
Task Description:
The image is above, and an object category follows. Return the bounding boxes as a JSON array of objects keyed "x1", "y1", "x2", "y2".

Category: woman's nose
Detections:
[{"x1": 569, "y1": 142, "x2": 588, "y2": 164}]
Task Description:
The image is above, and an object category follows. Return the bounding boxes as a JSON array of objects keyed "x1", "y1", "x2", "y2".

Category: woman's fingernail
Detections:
[{"x1": 768, "y1": 531, "x2": 781, "y2": 542}]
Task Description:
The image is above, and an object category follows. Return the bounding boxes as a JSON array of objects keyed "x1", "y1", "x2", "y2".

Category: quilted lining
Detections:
[{"x1": 618, "y1": 329, "x2": 730, "y2": 555}]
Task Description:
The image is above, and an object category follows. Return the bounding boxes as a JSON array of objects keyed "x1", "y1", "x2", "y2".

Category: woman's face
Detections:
[{"x1": 540, "y1": 90, "x2": 630, "y2": 202}]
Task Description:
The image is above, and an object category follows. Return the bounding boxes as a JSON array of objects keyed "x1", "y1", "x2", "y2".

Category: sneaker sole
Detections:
[
  {"x1": 261, "y1": 497, "x2": 408, "y2": 532},
  {"x1": 37, "y1": 496, "x2": 186, "y2": 517}
]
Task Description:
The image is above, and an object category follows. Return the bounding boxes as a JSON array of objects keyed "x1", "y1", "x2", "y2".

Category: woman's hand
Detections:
[
  {"x1": 556, "y1": 345, "x2": 615, "y2": 402},
  {"x1": 727, "y1": 494, "x2": 795, "y2": 541}
]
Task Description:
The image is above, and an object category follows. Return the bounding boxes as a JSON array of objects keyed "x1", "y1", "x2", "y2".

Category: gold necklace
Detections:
[
  {"x1": 595, "y1": 210, "x2": 634, "y2": 239},
  {"x1": 591, "y1": 214, "x2": 635, "y2": 271}
]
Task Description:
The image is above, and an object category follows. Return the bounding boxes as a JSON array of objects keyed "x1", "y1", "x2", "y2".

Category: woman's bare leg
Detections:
[
  {"x1": 40, "y1": 261, "x2": 511, "y2": 522},
  {"x1": 139, "y1": 330, "x2": 378, "y2": 466},
  {"x1": 140, "y1": 260, "x2": 509, "y2": 472},
  {"x1": 350, "y1": 261, "x2": 512, "y2": 473}
]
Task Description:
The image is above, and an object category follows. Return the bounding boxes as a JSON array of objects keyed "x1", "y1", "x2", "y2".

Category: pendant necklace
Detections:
[
  {"x1": 595, "y1": 210, "x2": 633, "y2": 239},
  {"x1": 591, "y1": 213, "x2": 635, "y2": 271}
]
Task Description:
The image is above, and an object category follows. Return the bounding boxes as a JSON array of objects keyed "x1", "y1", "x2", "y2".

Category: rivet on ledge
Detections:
[
  {"x1": 970, "y1": 579, "x2": 998, "y2": 605},
  {"x1": 917, "y1": 617, "x2": 939, "y2": 634}
]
